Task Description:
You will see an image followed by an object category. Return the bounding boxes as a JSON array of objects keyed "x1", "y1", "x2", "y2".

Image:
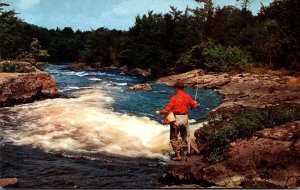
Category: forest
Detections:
[{"x1": 0, "y1": 0, "x2": 299, "y2": 77}]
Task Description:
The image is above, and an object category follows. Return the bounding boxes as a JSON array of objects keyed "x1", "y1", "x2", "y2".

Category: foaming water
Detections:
[
  {"x1": 2, "y1": 88, "x2": 204, "y2": 160},
  {"x1": 3, "y1": 89, "x2": 169, "y2": 159}
]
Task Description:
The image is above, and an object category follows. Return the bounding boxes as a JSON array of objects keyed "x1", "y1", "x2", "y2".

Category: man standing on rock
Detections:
[{"x1": 156, "y1": 79, "x2": 198, "y2": 161}]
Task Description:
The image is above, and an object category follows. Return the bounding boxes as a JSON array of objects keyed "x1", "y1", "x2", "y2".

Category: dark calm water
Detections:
[{"x1": 0, "y1": 64, "x2": 222, "y2": 188}]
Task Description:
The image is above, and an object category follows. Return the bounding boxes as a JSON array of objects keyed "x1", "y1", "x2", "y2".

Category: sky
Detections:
[{"x1": 3, "y1": 0, "x2": 274, "y2": 31}]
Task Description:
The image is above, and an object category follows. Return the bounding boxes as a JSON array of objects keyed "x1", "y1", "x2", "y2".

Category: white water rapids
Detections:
[{"x1": 2, "y1": 88, "x2": 203, "y2": 160}]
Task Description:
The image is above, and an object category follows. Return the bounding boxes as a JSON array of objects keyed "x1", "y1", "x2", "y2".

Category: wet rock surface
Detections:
[{"x1": 0, "y1": 72, "x2": 58, "y2": 107}]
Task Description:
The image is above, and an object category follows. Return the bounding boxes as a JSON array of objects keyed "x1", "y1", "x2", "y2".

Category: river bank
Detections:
[{"x1": 158, "y1": 69, "x2": 300, "y2": 188}]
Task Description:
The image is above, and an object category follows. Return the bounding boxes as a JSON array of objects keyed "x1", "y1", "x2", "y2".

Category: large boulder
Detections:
[{"x1": 0, "y1": 72, "x2": 58, "y2": 107}]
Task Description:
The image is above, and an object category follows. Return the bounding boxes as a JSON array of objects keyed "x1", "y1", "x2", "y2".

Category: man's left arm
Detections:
[{"x1": 189, "y1": 96, "x2": 198, "y2": 109}]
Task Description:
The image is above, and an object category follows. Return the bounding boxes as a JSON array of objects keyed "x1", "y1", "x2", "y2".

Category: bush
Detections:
[
  {"x1": 176, "y1": 50, "x2": 193, "y2": 66},
  {"x1": 203, "y1": 43, "x2": 249, "y2": 72},
  {"x1": 176, "y1": 42, "x2": 249, "y2": 72},
  {"x1": 0, "y1": 60, "x2": 37, "y2": 73},
  {"x1": 16, "y1": 52, "x2": 36, "y2": 65},
  {"x1": 176, "y1": 44, "x2": 205, "y2": 66},
  {"x1": 197, "y1": 105, "x2": 300, "y2": 162}
]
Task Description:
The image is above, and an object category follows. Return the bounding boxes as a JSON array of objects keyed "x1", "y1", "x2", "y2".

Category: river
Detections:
[{"x1": 0, "y1": 64, "x2": 222, "y2": 188}]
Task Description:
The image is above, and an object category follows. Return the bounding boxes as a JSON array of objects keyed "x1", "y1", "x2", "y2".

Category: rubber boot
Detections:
[{"x1": 172, "y1": 151, "x2": 182, "y2": 161}]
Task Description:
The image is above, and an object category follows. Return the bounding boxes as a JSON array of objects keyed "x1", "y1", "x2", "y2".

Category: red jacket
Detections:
[{"x1": 165, "y1": 90, "x2": 198, "y2": 114}]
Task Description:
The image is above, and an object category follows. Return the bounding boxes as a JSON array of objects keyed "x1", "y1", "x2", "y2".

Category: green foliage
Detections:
[
  {"x1": 77, "y1": 28, "x2": 125, "y2": 66},
  {"x1": 257, "y1": 0, "x2": 300, "y2": 70},
  {"x1": 1, "y1": 0, "x2": 300, "y2": 75},
  {"x1": 0, "y1": 3, "x2": 26, "y2": 59},
  {"x1": 176, "y1": 51, "x2": 193, "y2": 66},
  {"x1": 177, "y1": 42, "x2": 249, "y2": 72},
  {"x1": 202, "y1": 43, "x2": 249, "y2": 71},
  {"x1": 30, "y1": 38, "x2": 49, "y2": 61},
  {"x1": 0, "y1": 61, "x2": 15, "y2": 72},
  {"x1": 0, "y1": 60, "x2": 37, "y2": 73},
  {"x1": 197, "y1": 105, "x2": 300, "y2": 162},
  {"x1": 30, "y1": 38, "x2": 42, "y2": 55},
  {"x1": 176, "y1": 44, "x2": 205, "y2": 66}
]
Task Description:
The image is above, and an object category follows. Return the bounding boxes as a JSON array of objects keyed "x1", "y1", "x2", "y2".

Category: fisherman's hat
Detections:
[{"x1": 174, "y1": 79, "x2": 185, "y2": 88}]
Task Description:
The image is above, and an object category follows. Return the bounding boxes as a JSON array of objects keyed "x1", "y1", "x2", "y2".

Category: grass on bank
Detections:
[{"x1": 196, "y1": 105, "x2": 300, "y2": 162}]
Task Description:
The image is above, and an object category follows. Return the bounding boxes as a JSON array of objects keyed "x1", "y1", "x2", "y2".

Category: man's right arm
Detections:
[{"x1": 156, "y1": 96, "x2": 175, "y2": 115}]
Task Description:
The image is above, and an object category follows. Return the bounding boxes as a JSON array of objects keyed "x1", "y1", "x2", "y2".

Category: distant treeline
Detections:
[{"x1": 0, "y1": 0, "x2": 299, "y2": 76}]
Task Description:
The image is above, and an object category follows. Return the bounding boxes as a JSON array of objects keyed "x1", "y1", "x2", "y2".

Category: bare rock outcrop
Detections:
[
  {"x1": 213, "y1": 74, "x2": 300, "y2": 112},
  {"x1": 163, "y1": 121, "x2": 300, "y2": 188},
  {"x1": 128, "y1": 83, "x2": 152, "y2": 91},
  {"x1": 157, "y1": 69, "x2": 231, "y2": 88},
  {"x1": 0, "y1": 72, "x2": 58, "y2": 107}
]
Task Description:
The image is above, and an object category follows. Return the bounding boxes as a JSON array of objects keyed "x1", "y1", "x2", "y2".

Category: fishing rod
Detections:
[{"x1": 193, "y1": 66, "x2": 199, "y2": 102}]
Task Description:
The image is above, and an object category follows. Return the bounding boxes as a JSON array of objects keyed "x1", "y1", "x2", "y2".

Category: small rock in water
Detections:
[{"x1": 128, "y1": 83, "x2": 152, "y2": 91}]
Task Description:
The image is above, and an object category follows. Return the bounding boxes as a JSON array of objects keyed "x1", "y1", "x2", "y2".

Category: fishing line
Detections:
[{"x1": 193, "y1": 66, "x2": 199, "y2": 102}]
